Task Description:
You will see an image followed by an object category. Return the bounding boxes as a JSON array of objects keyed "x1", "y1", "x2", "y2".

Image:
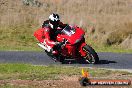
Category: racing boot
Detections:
[
  {"x1": 50, "y1": 49, "x2": 59, "y2": 62},
  {"x1": 51, "y1": 50, "x2": 65, "y2": 62}
]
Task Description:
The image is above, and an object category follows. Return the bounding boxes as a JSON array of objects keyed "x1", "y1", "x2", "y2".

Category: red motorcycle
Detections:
[{"x1": 34, "y1": 24, "x2": 99, "y2": 64}]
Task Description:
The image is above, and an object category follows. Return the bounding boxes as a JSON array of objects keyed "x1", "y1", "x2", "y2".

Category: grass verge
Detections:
[{"x1": 0, "y1": 63, "x2": 131, "y2": 80}]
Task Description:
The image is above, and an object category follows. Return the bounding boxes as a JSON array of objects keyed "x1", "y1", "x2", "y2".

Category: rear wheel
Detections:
[{"x1": 83, "y1": 45, "x2": 99, "y2": 64}]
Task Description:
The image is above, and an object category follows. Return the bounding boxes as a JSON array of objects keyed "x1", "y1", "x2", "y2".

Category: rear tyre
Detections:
[{"x1": 83, "y1": 45, "x2": 99, "y2": 64}]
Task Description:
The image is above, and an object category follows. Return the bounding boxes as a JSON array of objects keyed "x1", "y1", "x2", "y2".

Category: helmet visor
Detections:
[{"x1": 50, "y1": 20, "x2": 60, "y2": 26}]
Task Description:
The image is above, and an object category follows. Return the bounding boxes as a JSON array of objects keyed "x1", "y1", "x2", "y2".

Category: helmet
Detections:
[{"x1": 49, "y1": 13, "x2": 60, "y2": 29}]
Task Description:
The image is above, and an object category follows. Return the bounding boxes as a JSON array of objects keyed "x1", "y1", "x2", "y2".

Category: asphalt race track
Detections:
[{"x1": 0, "y1": 51, "x2": 132, "y2": 70}]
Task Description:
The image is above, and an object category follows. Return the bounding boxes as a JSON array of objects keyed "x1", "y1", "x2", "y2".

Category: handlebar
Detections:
[{"x1": 56, "y1": 39, "x2": 68, "y2": 50}]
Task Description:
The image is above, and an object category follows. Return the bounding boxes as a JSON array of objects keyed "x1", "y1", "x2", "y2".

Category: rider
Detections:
[{"x1": 42, "y1": 13, "x2": 66, "y2": 55}]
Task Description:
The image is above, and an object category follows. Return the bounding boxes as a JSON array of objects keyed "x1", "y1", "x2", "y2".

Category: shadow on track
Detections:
[
  {"x1": 46, "y1": 53, "x2": 117, "y2": 64},
  {"x1": 60, "y1": 59, "x2": 117, "y2": 64},
  {"x1": 97, "y1": 60, "x2": 117, "y2": 64}
]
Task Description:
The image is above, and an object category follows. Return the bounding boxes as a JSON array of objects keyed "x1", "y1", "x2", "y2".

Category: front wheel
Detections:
[{"x1": 82, "y1": 45, "x2": 99, "y2": 64}]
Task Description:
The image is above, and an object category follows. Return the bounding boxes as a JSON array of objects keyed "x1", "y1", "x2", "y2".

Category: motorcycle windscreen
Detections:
[
  {"x1": 34, "y1": 28, "x2": 44, "y2": 43},
  {"x1": 61, "y1": 25, "x2": 75, "y2": 36}
]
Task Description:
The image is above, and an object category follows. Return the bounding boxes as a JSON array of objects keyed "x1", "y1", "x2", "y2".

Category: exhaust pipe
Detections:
[{"x1": 37, "y1": 43, "x2": 51, "y2": 52}]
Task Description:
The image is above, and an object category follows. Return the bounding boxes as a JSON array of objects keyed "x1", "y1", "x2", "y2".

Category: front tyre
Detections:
[{"x1": 83, "y1": 45, "x2": 99, "y2": 64}]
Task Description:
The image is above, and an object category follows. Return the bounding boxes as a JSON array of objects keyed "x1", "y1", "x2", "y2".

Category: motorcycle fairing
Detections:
[{"x1": 34, "y1": 28, "x2": 45, "y2": 43}]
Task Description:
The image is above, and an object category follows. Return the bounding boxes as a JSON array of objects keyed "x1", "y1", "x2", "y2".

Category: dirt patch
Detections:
[
  {"x1": 0, "y1": 75, "x2": 132, "y2": 88},
  {"x1": 0, "y1": 76, "x2": 81, "y2": 88}
]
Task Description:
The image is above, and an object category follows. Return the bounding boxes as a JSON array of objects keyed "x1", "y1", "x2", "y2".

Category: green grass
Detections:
[
  {"x1": 0, "y1": 63, "x2": 79, "y2": 80},
  {"x1": 0, "y1": 25, "x2": 40, "y2": 51},
  {"x1": 0, "y1": 63, "x2": 131, "y2": 80}
]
